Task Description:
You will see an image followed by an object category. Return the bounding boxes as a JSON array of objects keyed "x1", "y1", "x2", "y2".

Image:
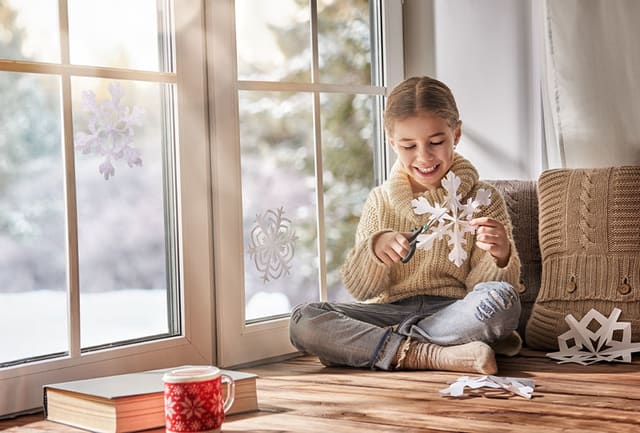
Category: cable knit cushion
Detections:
[
  {"x1": 488, "y1": 180, "x2": 541, "y2": 343},
  {"x1": 525, "y1": 166, "x2": 640, "y2": 350}
]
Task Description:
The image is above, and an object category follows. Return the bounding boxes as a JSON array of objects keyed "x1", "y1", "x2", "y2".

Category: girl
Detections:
[{"x1": 289, "y1": 76, "x2": 522, "y2": 374}]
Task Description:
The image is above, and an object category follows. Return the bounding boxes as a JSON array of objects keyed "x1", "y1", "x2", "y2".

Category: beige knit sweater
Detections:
[{"x1": 341, "y1": 154, "x2": 522, "y2": 303}]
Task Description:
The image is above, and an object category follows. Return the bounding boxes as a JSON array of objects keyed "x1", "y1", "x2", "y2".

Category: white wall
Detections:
[{"x1": 403, "y1": 0, "x2": 543, "y2": 180}]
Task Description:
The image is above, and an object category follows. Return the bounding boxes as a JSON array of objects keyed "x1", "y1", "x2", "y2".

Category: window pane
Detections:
[
  {"x1": 71, "y1": 77, "x2": 177, "y2": 348},
  {"x1": 235, "y1": 0, "x2": 311, "y2": 82},
  {"x1": 318, "y1": 0, "x2": 372, "y2": 85},
  {"x1": 0, "y1": 72, "x2": 67, "y2": 365},
  {"x1": 0, "y1": 0, "x2": 60, "y2": 63},
  {"x1": 239, "y1": 91, "x2": 319, "y2": 321},
  {"x1": 67, "y1": 0, "x2": 163, "y2": 71},
  {"x1": 321, "y1": 93, "x2": 376, "y2": 302}
]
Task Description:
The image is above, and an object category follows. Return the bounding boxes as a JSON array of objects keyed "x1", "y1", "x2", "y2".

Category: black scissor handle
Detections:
[
  {"x1": 400, "y1": 226, "x2": 425, "y2": 263},
  {"x1": 400, "y1": 243, "x2": 417, "y2": 263}
]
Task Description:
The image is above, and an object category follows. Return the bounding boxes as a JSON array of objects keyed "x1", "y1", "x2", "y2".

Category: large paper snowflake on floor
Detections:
[
  {"x1": 75, "y1": 82, "x2": 144, "y2": 180},
  {"x1": 546, "y1": 308, "x2": 640, "y2": 365},
  {"x1": 247, "y1": 207, "x2": 298, "y2": 282},
  {"x1": 411, "y1": 171, "x2": 491, "y2": 266}
]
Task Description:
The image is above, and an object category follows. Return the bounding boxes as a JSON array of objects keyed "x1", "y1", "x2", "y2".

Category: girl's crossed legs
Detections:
[{"x1": 289, "y1": 281, "x2": 520, "y2": 370}]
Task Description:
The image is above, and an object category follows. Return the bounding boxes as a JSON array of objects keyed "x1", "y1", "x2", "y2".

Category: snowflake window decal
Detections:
[
  {"x1": 248, "y1": 206, "x2": 298, "y2": 282},
  {"x1": 411, "y1": 171, "x2": 491, "y2": 267},
  {"x1": 74, "y1": 82, "x2": 145, "y2": 180}
]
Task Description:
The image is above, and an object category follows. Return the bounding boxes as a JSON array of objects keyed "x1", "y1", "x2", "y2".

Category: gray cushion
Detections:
[{"x1": 487, "y1": 180, "x2": 541, "y2": 344}]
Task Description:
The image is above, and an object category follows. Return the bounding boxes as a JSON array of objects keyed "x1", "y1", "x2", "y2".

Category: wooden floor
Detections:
[{"x1": 2, "y1": 349, "x2": 640, "y2": 432}]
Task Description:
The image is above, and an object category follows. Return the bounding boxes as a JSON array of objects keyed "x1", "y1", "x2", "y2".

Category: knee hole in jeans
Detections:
[{"x1": 474, "y1": 284, "x2": 518, "y2": 322}]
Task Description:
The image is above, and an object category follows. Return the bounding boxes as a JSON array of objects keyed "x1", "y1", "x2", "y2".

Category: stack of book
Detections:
[{"x1": 43, "y1": 367, "x2": 258, "y2": 433}]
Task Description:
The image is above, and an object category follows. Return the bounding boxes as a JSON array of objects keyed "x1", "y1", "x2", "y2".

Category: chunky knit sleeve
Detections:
[
  {"x1": 340, "y1": 189, "x2": 392, "y2": 301},
  {"x1": 465, "y1": 183, "x2": 522, "y2": 292}
]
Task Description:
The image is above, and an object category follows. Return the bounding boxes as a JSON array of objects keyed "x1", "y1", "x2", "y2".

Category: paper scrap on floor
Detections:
[{"x1": 439, "y1": 375, "x2": 535, "y2": 399}]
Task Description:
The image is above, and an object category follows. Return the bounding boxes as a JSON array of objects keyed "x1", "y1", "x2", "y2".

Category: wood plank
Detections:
[
  {"x1": 255, "y1": 382, "x2": 640, "y2": 423},
  {"x1": 256, "y1": 404, "x2": 636, "y2": 433},
  {"x1": 224, "y1": 412, "x2": 435, "y2": 433},
  {"x1": 250, "y1": 365, "x2": 640, "y2": 400}
]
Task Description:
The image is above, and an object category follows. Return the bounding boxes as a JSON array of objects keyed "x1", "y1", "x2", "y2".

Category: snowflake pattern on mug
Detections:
[
  {"x1": 164, "y1": 379, "x2": 225, "y2": 432},
  {"x1": 247, "y1": 206, "x2": 298, "y2": 282},
  {"x1": 74, "y1": 82, "x2": 144, "y2": 180},
  {"x1": 165, "y1": 397, "x2": 179, "y2": 418}
]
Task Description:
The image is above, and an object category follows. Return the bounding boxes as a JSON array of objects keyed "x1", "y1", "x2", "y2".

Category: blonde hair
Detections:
[{"x1": 384, "y1": 76, "x2": 460, "y2": 134}]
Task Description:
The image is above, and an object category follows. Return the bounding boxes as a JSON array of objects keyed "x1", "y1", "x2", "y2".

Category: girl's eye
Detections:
[
  {"x1": 402, "y1": 144, "x2": 416, "y2": 150},
  {"x1": 431, "y1": 141, "x2": 444, "y2": 146}
]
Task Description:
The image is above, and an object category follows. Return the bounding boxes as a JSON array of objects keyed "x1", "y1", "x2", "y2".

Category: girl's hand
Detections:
[
  {"x1": 470, "y1": 217, "x2": 511, "y2": 267},
  {"x1": 373, "y1": 231, "x2": 413, "y2": 265}
]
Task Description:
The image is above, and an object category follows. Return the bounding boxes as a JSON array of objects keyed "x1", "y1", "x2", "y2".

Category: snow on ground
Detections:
[
  {"x1": 0, "y1": 290, "x2": 168, "y2": 363},
  {"x1": 1, "y1": 289, "x2": 293, "y2": 364}
]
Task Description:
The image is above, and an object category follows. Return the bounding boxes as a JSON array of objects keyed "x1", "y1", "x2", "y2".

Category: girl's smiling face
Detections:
[{"x1": 389, "y1": 112, "x2": 461, "y2": 193}]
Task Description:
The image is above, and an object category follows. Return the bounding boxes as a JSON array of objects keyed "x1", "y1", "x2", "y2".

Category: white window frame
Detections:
[
  {"x1": 208, "y1": 0, "x2": 405, "y2": 368},
  {"x1": 0, "y1": 0, "x2": 214, "y2": 416}
]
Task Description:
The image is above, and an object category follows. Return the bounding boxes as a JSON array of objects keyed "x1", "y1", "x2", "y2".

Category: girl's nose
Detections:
[{"x1": 417, "y1": 144, "x2": 434, "y2": 161}]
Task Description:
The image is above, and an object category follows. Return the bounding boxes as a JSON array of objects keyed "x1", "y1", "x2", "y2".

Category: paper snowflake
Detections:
[
  {"x1": 546, "y1": 308, "x2": 640, "y2": 365},
  {"x1": 74, "y1": 82, "x2": 145, "y2": 180},
  {"x1": 411, "y1": 171, "x2": 491, "y2": 266},
  {"x1": 440, "y1": 375, "x2": 535, "y2": 399},
  {"x1": 247, "y1": 207, "x2": 298, "y2": 282}
]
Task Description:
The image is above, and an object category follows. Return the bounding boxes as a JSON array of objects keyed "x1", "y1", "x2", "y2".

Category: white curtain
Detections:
[{"x1": 542, "y1": 0, "x2": 640, "y2": 168}]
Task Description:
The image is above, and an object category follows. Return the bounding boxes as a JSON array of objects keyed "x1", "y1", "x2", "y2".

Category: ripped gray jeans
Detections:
[{"x1": 289, "y1": 281, "x2": 520, "y2": 370}]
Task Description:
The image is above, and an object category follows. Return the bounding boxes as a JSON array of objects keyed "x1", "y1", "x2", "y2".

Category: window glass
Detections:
[
  {"x1": 71, "y1": 77, "x2": 177, "y2": 348},
  {"x1": 67, "y1": 0, "x2": 162, "y2": 71},
  {"x1": 0, "y1": 1, "x2": 220, "y2": 418},
  {"x1": 234, "y1": 0, "x2": 382, "y2": 321},
  {"x1": 239, "y1": 91, "x2": 319, "y2": 321},
  {"x1": 235, "y1": 0, "x2": 311, "y2": 82},
  {"x1": 317, "y1": 0, "x2": 373, "y2": 85},
  {"x1": 0, "y1": 72, "x2": 67, "y2": 364},
  {"x1": 0, "y1": 0, "x2": 60, "y2": 63},
  {"x1": 321, "y1": 93, "x2": 376, "y2": 302}
]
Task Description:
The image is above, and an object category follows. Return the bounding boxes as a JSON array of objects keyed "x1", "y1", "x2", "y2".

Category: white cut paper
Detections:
[
  {"x1": 247, "y1": 207, "x2": 298, "y2": 283},
  {"x1": 411, "y1": 171, "x2": 491, "y2": 267},
  {"x1": 75, "y1": 82, "x2": 144, "y2": 180},
  {"x1": 546, "y1": 308, "x2": 640, "y2": 365},
  {"x1": 439, "y1": 375, "x2": 535, "y2": 399}
]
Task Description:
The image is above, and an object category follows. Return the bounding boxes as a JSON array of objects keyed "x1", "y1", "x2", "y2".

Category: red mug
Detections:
[{"x1": 163, "y1": 366, "x2": 236, "y2": 433}]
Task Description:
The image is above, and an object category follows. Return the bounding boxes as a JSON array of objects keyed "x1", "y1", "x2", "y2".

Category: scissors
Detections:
[
  {"x1": 400, "y1": 211, "x2": 447, "y2": 263},
  {"x1": 400, "y1": 223, "x2": 431, "y2": 263}
]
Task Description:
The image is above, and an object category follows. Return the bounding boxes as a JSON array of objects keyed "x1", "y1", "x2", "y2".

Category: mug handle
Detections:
[{"x1": 221, "y1": 373, "x2": 236, "y2": 414}]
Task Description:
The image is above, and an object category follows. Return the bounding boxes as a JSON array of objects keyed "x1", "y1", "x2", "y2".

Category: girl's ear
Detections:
[
  {"x1": 453, "y1": 120, "x2": 462, "y2": 146},
  {"x1": 388, "y1": 135, "x2": 399, "y2": 154}
]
